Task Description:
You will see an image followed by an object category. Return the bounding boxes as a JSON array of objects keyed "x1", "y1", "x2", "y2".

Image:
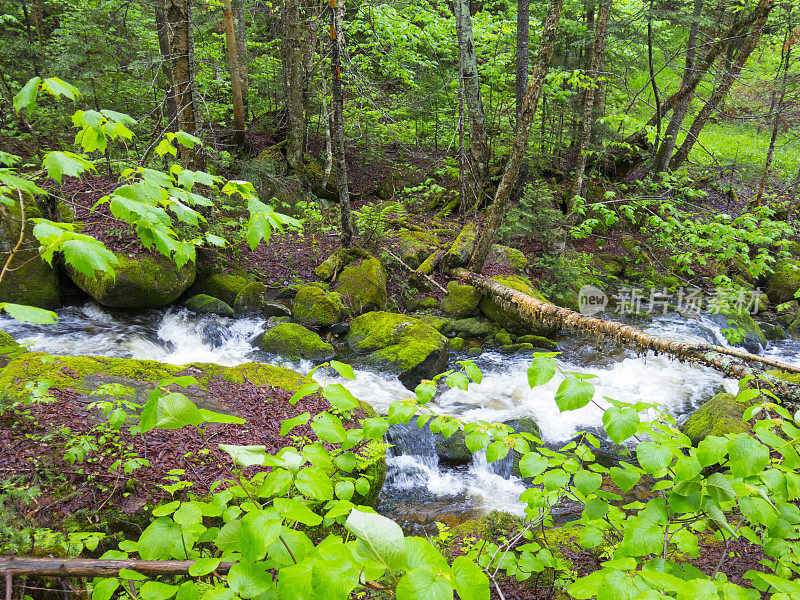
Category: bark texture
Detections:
[
  {"x1": 0, "y1": 557, "x2": 233, "y2": 577},
  {"x1": 330, "y1": 0, "x2": 352, "y2": 247},
  {"x1": 284, "y1": 0, "x2": 304, "y2": 170},
  {"x1": 222, "y1": 0, "x2": 246, "y2": 144},
  {"x1": 469, "y1": 0, "x2": 565, "y2": 272}
]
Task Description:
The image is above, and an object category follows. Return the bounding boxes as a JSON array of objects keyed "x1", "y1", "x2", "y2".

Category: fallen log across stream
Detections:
[{"x1": 448, "y1": 268, "x2": 800, "y2": 404}]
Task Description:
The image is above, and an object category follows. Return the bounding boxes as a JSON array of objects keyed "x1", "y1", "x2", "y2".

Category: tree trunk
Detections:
[
  {"x1": 284, "y1": 0, "x2": 305, "y2": 170},
  {"x1": 566, "y1": 0, "x2": 611, "y2": 208},
  {"x1": 516, "y1": 0, "x2": 529, "y2": 121},
  {"x1": 669, "y1": 2, "x2": 771, "y2": 172},
  {"x1": 330, "y1": 0, "x2": 352, "y2": 248},
  {"x1": 232, "y1": 0, "x2": 249, "y2": 121},
  {"x1": 0, "y1": 557, "x2": 233, "y2": 577},
  {"x1": 222, "y1": 0, "x2": 246, "y2": 145},
  {"x1": 448, "y1": 267, "x2": 800, "y2": 403},
  {"x1": 320, "y1": 37, "x2": 333, "y2": 186},
  {"x1": 651, "y1": 0, "x2": 703, "y2": 178},
  {"x1": 469, "y1": 0, "x2": 565, "y2": 272},
  {"x1": 166, "y1": 0, "x2": 204, "y2": 169},
  {"x1": 755, "y1": 7, "x2": 793, "y2": 206},
  {"x1": 154, "y1": 0, "x2": 179, "y2": 132},
  {"x1": 455, "y1": 0, "x2": 490, "y2": 188}
]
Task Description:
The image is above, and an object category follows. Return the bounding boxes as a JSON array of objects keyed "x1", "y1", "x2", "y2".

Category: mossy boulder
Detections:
[
  {"x1": 335, "y1": 257, "x2": 388, "y2": 314},
  {"x1": 0, "y1": 353, "x2": 312, "y2": 407},
  {"x1": 183, "y1": 294, "x2": 235, "y2": 317},
  {"x1": 705, "y1": 311, "x2": 767, "y2": 354},
  {"x1": 767, "y1": 259, "x2": 800, "y2": 305},
  {"x1": 517, "y1": 335, "x2": 557, "y2": 349},
  {"x1": 487, "y1": 244, "x2": 528, "y2": 273},
  {"x1": 441, "y1": 222, "x2": 478, "y2": 270},
  {"x1": 479, "y1": 275, "x2": 559, "y2": 336},
  {"x1": 397, "y1": 230, "x2": 441, "y2": 269},
  {"x1": 448, "y1": 337, "x2": 465, "y2": 351},
  {"x1": 0, "y1": 330, "x2": 25, "y2": 368},
  {"x1": 314, "y1": 247, "x2": 373, "y2": 281},
  {"x1": 680, "y1": 392, "x2": 751, "y2": 445},
  {"x1": 293, "y1": 285, "x2": 347, "y2": 326},
  {"x1": 347, "y1": 311, "x2": 449, "y2": 389},
  {"x1": 444, "y1": 318, "x2": 494, "y2": 338},
  {"x1": 66, "y1": 253, "x2": 195, "y2": 309},
  {"x1": 435, "y1": 431, "x2": 472, "y2": 465},
  {"x1": 376, "y1": 168, "x2": 425, "y2": 199},
  {"x1": 592, "y1": 253, "x2": 625, "y2": 278},
  {"x1": 188, "y1": 273, "x2": 249, "y2": 306},
  {"x1": 405, "y1": 296, "x2": 439, "y2": 312},
  {"x1": 0, "y1": 197, "x2": 60, "y2": 309},
  {"x1": 440, "y1": 281, "x2": 482, "y2": 318},
  {"x1": 233, "y1": 282, "x2": 291, "y2": 317},
  {"x1": 255, "y1": 323, "x2": 335, "y2": 362}
]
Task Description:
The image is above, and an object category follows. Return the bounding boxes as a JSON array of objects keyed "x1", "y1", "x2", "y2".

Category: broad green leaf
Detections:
[
  {"x1": 345, "y1": 509, "x2": 406, "y2": 570},
  {"x1": 362, "y1": 417, "x2": 390, "y2": 439},
  {"x1": 336, "y1": 480, "x2": 355, "y2": 500},
  {"x1": 447, "y1": 371, "x2": 470, "y2": 390},
  {"x1": 92, "y1": 578, "x2": 119, "y2": 600},
  {"x1": 602, "y1": 406, "x2": 639, "y2": 443},
  {"x1": 0, "y1": 169, "x2": 46, "y2": 196},
  {"x1": 41, "y1": 77, "x2": 79, "y2": 101},
  {"x1": 294, "y1": 466, "x2": 334, "y2": 501},
  {"x1": 574, "y1": 469, "x2": 602, "y2": 495},
  {"x1": 199, "y1": 409, "x2": 245, "y2": 425},
  {"x1": 728, "y1": 433, "x2": 769, "y2": 478},
  {"x1": 60, "y1": 239, "x2": 119, "y2": 280},
  {"x1": 519, "y1": 452, "x2": 548, "y2": 477},
  {"x1": 0, "y1": 303, "x2": 57, "y2": 324},
  {"x1": 610, "y1": 466, "x2": 640, "y2": 492},
  {"x1": 555, "y1": 378, "x2": 594, "y2": 411},
  {"x1": 636, "y1": 441, "x2": 673, "y2": 474},
  {"x1": 290, "y1": 382, "x2": 320, "y2": 405},
  {"x1": 156, "y1": 393, "x2": 203, "y2": 429},
  {"x1": 696, "y1": 435, "x2": 728, "y2": 467},
  {"x1": 274, "y1": 497, "x2": 322, "y2": 526},
  {"x1": 452, "y1": 556, "x2": 489, "y2": 600},
  {"x1": 240, "y1": 509, "x2": 282, "y2": 560},
  {"x1": 137, "y1": 518, "x2": 184, "y2": 560},
  {"x1": 176, "y1": 131, "x2": 202, "y2": 148},
  {"x1": 676, "y1": 578, "x2": 718, "y2": 600},
  {"x1": 528, "y1": 356, "x2": 556, "y2": 388},
  {"x1": 218, "y1": 444, "x2": 266, "y2": 467},
  {"x1": 228, "y1": 561, "x2": 275, "y2": 599},
  {"x1": 486, "y1": 440, "x2": 508, "y2": 463},
  {"x1": 280, "y1": 412, "x2": 311, "y2": 436},
  {"x1": 140, "y1": 582, "x2": 178, "y2": 600},
  {"x1": 414, "y1": 382, "x2": 436, "y2": 403},
  {"x1": 13, "y1": 77, "x2": 42, "y2": 116},
  {"x1": 311, "y1": 412, "x2": 347, "y2": 444},
  {"x1": 330, "y1": 360, "x2": 356, "y2": 379},
  {"x1": 118, "y1": 569, "x2": 147, "y2": 581},
  {"x1": 188, "y1": 558, "x2": 220, "y2": 577},
  {"x1": 43, "y1": 151, "x2": 95, "y2": 184},
  {"x1": 101, "y1": 109, "x2": 136, "y2": 124},
  {"x1": 396, "y1": 568, "x2": 452, "y2": 600},
  {"x1": 323, "y1": 383, "x2": 361, "y2": 411}
]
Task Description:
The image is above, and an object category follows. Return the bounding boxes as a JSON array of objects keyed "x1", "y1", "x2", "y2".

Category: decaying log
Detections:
[
  {"x1": 0, "y1": 557, "x2": 234, "y2": 578},
  {"x1": 449, "y1": 268, "x2": 800, "y2": 403}
]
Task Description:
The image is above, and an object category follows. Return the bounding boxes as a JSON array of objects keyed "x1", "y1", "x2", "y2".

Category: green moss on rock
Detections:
[
  {"x1": 187, "y1": 273, "x2": 249, "y2": 305},
  {"x1": 444, "y1": 318, "x2": 494, "y2": 338},
  {"x1": 397, "y1": 229, "x2": 441, "y2": 269},
  {"x1": 516, "y1": 335, "x2": 557, "y2": 349},
  {"x1": 347, "y1": 311, "x2": 449, "y2": 389},
  {"x1": 448, "y1": 337, "x2": 465, "y2": 351},
  {"x1": 256, "y1": 323, "x2": 335, "y2": 362},
  {"x1": 767, "y1": 259, "x2": 800, "y2": 305},
  {"x1": 487, "y1": 244, "x2": 528, "y2": 272},
  {"x1": 0, "y1": 330, "x2": 25, "y2": 367},
  {"x1": 314, "y1": 247, "x2": 374, "y2": 281},
  {"x1": 293, "y1": 285, "x2": 347, "y2": 326},
  {"x1": 680, "y1": 392, "x2": 752, "y2": 445},
  {"x1": 232, "y1": 282, "x2": 291, "y2": 318},
  {"x1": 479, "y1": 275, "x2": 559, "y2": 336},
  {"x1": 184, "y1": 294, "x2": 235, "y2": 317},
  {"x1": 66, "y1": 253, "x2": 196, "y2": 309},
  {"x1": 335, "y1": 258, "x2": 387, "y2": 313},
  {"x1": 376, "y1": 168, "x2": 425, "y2": 199},
  {"x1": 0, "y1": 198, "x2": 60, "y2": 309},
  {"x1": 440, "y1": 281, "x2": 482, "y2": 318},
  {"x1": 441, "y1": 222, "x2": 478, "y2": 270}
]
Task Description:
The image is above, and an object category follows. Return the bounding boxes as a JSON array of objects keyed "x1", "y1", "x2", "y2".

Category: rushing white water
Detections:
[{"x1": 0, "y1": 302, "x2": 787, "y2": 528}]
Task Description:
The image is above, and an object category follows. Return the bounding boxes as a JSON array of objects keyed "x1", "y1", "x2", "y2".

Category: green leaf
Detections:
[
  {"x1": 636, "y1": 441, "x2": 673, "y2": 475},
  {"x1": 697, "y1": 435, "x2": 728, "y2": 467},
  {"x1": 240, "y1": 509, "x2": 282, "y2": 560},
  {"x1": 218, "y1": 444, "x2": 266, "y2": 467},
  {"x1": 528, "y1": 356, "x2": 556, "y2": 388},
  {"x1": 460, "y1": 360, "x2": 483, "y2": 384},
  {"x1": 42, "y1": 151, "x2": 95, "y2": 184},
  {"x1": 0, "y1": 303, "x2": 57, "y2": 324},
  {"x1": 13, "y1": 77, "x2": 42, "y2": 117},
  {"x1": 100, "y1": 109, "x2": 136, "y2": 124},
  {"x1": 336, "y1": 480, "x2": 355, "y2": 500},
  {"x1": 118, "y1": 569, "x2": 147, "y2": 581},
  {"x1": 0, "y1": 168, "x2": 46, "y2": 196},
  {"x1": 447, "y1": 371, "x2": 470, "y2": 390},
  {"x1": 451, "y1": 556, "x2": 489, "y2": 600},
  {"x1": 414, "y1": 382, "x2": 436, "y2": 403},
  {"x1": 92, "y1": 579, "x2": 119, "y2": 600},
  {"x1": 59, "y1": 238, "x2": 119, "y2": 280},
  {"x1": 41, "y1": 77, "x2": 79, "y2": 101},
  {"x1": 311, "y1": 412, "x2": 347, "y2": 444},
  {"x1": 345, "y1": 509, "x2": 406, "y2": 570},
  {"x1": 574, "y1": 469, "x2": 602, "y2": 495},
  {"x1": 610, "y1": 466, "x2": 640, "y2": 492},
  {"x1": 555, "y1": 378, "x2": 594, "y2": 411},
  {"x1": 176, "y1": 131, "x2": 202, "y2": 148},
  {"x1": 280, "y1": 412, "x2": 311, "y2": 436},
  {"x1": 728, "y1": 433, "x2": 769, "y2": 478},
  {"x1": 290, "y1": 382, "x2": 320, "y2": 405},
  {"x1": 602, "y1": 406, "x2": 639, "y2": 443},
  {"x1": 156, "y1": 393, "x2": 204, "y2": 429},
  {"x1": 228, "y1": 561, "x2": 275, "y2": 600},
  {"x1": 274, "y1": 497, "x2": 322, "y2": 526},
  {"x1": 294, "y1": 466, "x2": 334, "y2": 501},
  {"x1": 323, "y1": 384, "x2": 361, "y2": 411},
  {"x1": 140, "y1": 582, "x2": 178, "y2": 600},
  {"x1": 396, "y1": 568, "x2": 452, "y2": 600},
  {"x1": 519, "y1": 452, "x2": 548, "y2": 477},
  {"x1": 676, "y1": 578, "x2": 718, "y2": 600},
  {"x1": 137, "y1": 518, "x2": 184, "y2": 560},
  {"x1": 330, "y1": 361, "x2": 356, "y2": 379},
  {"x1": 188, "y1": 558, "x2": 220, "y2": 577},
  {"x1": 173, "y1": 503, "x2": 203, "y2": 525},
  {"x1": 362, "y1": 417, "x2": 390, "y2": 440}
]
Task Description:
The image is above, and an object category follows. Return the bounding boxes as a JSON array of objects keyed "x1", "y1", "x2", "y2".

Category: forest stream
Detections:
[{"x1": 3, "y1": 303, "x2": 795, "y2": 533}]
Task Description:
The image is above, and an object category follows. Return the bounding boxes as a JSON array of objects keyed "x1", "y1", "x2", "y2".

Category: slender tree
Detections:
[
  {"x1": 284, "y1": 0, "x2": 305, "y2": 170},
  {"x1": 455, "y1": 0, "x2": 490, "y2": 191},
  {"x1": 154, "y1": 0, "x2": 179, "y2": 132},
  {"x1": 470, "y1": 0, "x2": 565, "y2": 272},
  {"x1": 232, "y1": 0, "x2": 249, "y2": 121},
  {"x1": 329, "y1": 0, "x2": 353, "y2": 248},
  {"x1": 222, "y1": 0, "x2": 246, "y2": 145},
  {"x1": 566, "y1": 0, "x2": 611, "y2": 208}
]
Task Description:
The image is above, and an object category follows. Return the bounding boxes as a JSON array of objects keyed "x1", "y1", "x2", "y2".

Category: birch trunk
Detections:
[{"x1": 284, "y1": 0, "x2": 305, "y2": 170}]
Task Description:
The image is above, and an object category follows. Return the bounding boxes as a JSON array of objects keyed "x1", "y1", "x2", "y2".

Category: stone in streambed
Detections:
[
  {"x1": 255, "y1": 323, "x2": 335, "y2": 362},
  {"x1": 293, "y1": 285, "x2": 347, "y2": 326},
  {"x1": 346, "y1": 311, "x2": 449, "y2": 389},
  {"x1": 184, "y1": 294, "x2": 235, "y2": 317}
]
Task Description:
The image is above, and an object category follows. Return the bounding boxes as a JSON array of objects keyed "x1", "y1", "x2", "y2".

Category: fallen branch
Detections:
[
  {"x1": 383, "y1": 248, "x2": 447, "y2": 293},
  {"x1": 0, "y1": 557, "x2": 234, "y2": 578},
  {"x1": 449, "y1": 268, "x2": 800, "y2": 402}
]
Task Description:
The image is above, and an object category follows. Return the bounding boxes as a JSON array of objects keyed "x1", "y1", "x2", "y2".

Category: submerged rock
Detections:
[
  {"x1": 183, "y1": 294, "x2": 235, "y2": 317},
  {"x1": 293, "y1": 285, "x2": 347, "y2": 326},
  {"x1": 255, "y1": 323, "x2": 335, "y2": 362},
  {"x1": 0, "y1": 198, "x2": 60, "y2": 309},
  {"x1": 233, "y1": 282, "x2": 291, "y2": 318},
  {"x1": 347, "y1": 311, "x2": 449, "y2": 389},
  {"x1": 680, "y1": 392, "x2": 752, "y2": 445},
  {"x1": 66, "y1": 253, "x2": 195, "y2": 309}
]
